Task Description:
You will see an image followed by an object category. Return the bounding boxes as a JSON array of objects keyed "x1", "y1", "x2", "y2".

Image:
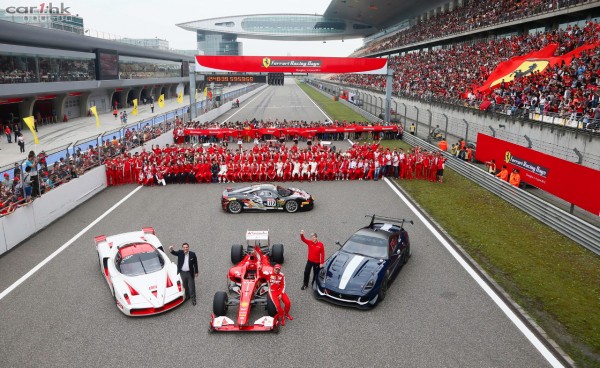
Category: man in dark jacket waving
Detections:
[
  {"x1": 300, "y1": 230, "x2": 325, "y2": 290},
  {"x1": 169, "y1": 242, "x2": 198, "y2": 305}
]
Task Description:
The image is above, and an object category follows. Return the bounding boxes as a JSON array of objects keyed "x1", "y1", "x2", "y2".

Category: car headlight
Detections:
[
  {"x1": 363, "y1": 279, "x2": 375, "y2": 291},
  {"x1": 318, "y1": 268, "x2": 326, "y2": 281}
]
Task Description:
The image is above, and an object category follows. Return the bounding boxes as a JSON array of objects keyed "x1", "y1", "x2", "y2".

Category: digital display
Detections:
[
  {"x1": 206, "y1": 75, "x2": 266, "y2": 83},
  {"x1": 96, "y1": 49, "x2": 119, "y2": 80}
]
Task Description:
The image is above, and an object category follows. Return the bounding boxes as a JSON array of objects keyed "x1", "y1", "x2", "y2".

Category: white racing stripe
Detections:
[
  {"x1": 383, "y1": 178, "x2": 564, "y2": 368},
  {"x1": 0, "y1": 185, "x2": 143, "y2": 302},
  {"x1": 338, "y1": 255, "x2": 365, "y2": 290}
]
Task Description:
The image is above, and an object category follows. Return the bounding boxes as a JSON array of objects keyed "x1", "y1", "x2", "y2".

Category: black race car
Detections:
[
  {"x1": 314, "y1": 215, "x2": 412, "y2": 309},
  {"x1": 222, "y1": 184, "x2": 314, "y2": 214}
]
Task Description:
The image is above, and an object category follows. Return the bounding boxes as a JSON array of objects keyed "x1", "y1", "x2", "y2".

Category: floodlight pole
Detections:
[
  {"x1": 385, "y1": 69, "x2": 394, "y2": 122},
  {"x1": 188, "y1": 63, "x2": 197, "y2": 120}
]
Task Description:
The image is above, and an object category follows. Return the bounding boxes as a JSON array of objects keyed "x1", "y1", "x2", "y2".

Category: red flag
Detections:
[
  {"x1": 548, "y1": 43, "x2": 600, "y2": 67},
  {"x1": 474, "y1": 42, "x2": 600, "y2": 94},
  {"x1": 475, "y1": 44, "x2": 558, "y2": 93}
]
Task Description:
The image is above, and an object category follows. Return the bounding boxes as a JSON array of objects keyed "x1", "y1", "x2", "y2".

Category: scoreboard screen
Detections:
[{"x1": 205, "y1": 75, "x2": 266, "y2": 83}]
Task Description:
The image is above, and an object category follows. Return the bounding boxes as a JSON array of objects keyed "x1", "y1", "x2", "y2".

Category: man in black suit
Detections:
[{"x1": 169, "y1": 242, "x2": 198, "y2": 305}]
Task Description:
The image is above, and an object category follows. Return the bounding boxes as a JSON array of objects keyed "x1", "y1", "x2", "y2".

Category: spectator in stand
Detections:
[{"x1": 2, "y1": 173, "x2": 12, "y2": 190}]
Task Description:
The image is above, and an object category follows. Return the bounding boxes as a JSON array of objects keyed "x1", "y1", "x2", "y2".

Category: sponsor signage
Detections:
[
  {"x1": 475, "y1": 133, "x2": 600, "y2": 215},
  {"x1": 196, "y1": 56, "x2": 388, "y2": 74}
]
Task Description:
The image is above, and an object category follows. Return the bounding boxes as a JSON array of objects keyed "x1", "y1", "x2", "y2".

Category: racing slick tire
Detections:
[
  {"x1": 227, "y1": 200, "x2": 243, "y2": 214},
  {"x1": 213, "y1": 291, "x2": 229, "y2": 316},
  {"x1": 271, "y1": 244, "x2": 284, "y2": 264},
  {"x1": 284, "y1": 200, "x2": 299, "y2": 213},
  {"x1": 231, "y1": 244, "x2": 244, "y2": 264},
  {"x1": 266, "y1": 296, "x2": 278, "y2": 317}
]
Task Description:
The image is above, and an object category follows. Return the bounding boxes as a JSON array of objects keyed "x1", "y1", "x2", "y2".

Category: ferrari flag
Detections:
[
  {"x1": 132, "y1": 99, "x2": 138, "y2": 115},
  {"x1": 475, "y1": 42, "x2": 599, "y2": 93},
  {"x1": 90, "y1": 106, "x2": 100, "y2": 127},
  {"x1": 177, "y1": 91, "x2": 183, "y2": 104},
  {"x1": 23, "y1": 116, "x2": 39, "y2": 144},
  {"x1": 158, "y1": 94, "x2": 165, "y2": 108}
]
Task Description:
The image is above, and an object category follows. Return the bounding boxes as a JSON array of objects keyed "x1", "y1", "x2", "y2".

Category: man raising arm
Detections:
[{"x1": 300, "y1": 230, "x2": 325, "y2": 290}]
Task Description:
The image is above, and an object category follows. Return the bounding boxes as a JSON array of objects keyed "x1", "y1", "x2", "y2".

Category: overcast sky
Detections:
[{"x1": 1, "y1": 0, "x2": 364, "y2": 56}]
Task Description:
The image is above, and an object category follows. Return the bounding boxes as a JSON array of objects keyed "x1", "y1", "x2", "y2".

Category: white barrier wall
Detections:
[{"x1": 0, "y1": 166, "x2": 106, "y2": 253}]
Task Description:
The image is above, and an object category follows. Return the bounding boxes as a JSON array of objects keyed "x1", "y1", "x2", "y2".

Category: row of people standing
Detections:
[{"x1": 105, "y1": 141, "x2": 447, "y2": 187}]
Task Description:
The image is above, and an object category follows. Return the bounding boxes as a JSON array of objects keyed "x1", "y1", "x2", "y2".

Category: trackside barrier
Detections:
[
  {"x1": 0, "y1": 166, "x2": 106, "y2": 252},
  {"x1": 402, "y1": 133, "x2": 600, "y2": 256}
]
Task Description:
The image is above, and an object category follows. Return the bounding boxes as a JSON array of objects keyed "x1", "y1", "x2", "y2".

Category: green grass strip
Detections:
[
  {"x1": 298, "y1": 79, "x2": 600, "y2": 367},
  {"x1": 296, "y1": 80, "x2": 367, "y2": 122}
]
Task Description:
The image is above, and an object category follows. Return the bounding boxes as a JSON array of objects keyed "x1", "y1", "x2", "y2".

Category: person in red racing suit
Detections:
[{"x1": 268, "y1": 264, "x2": 293, "y2": 326}]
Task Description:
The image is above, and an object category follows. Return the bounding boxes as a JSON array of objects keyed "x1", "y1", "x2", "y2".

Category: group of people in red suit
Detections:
[{"x1": 104, "y1": 140, "x2": 446, "y2": 187}]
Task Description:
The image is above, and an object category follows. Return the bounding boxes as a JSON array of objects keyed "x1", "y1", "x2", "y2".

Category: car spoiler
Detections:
[{"x1": 365, "y1": 214, "x2": 413, "y2": 229}]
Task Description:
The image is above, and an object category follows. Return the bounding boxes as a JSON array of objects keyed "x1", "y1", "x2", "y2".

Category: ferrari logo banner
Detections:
[
  {"x1": 196, "y1": 56, "x2": 388, "y2": 74},
  {"x1": 476, "y1": 133, "x2": 600, "y2": 216},
  {"x1": 475, "y1": 42, "x2": 599, "y2": 93}
]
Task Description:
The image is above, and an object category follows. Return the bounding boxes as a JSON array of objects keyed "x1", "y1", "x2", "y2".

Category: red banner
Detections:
[
  {"x1": 195, "y1": 56, "x2": 388, "y2": 74},
  {"x1": 184, "y1": 125, "x2": 400, "y2": 138},
  {"x1": 475, "y1": 133, "x2": 600, "y2": 215}
]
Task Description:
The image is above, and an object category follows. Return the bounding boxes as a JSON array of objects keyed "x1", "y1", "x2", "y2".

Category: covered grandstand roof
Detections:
[{"x1": 323, "y1": 0, "x2": 451, "y2": 29}]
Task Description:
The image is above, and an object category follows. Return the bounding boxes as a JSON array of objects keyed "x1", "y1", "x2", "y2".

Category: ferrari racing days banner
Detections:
[
  {"x1": 195, "y1": 56, "x2": 388, "y2": 74},
  {"x1": 184, "y1": 125, "x2": 401, "y2": 138},
  {"x1": 475, "y1": 133, "x2": 600, "y2": 216}
]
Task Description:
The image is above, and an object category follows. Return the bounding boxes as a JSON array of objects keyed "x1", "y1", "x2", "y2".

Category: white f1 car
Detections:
[{"x1": 95, "y1": 227, "x2": 185, "y2": 316}]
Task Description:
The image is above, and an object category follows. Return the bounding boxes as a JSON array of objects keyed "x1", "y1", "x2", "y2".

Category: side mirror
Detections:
[{"x1": 335, "y1": 241, "x2": 341, "y2": 248}]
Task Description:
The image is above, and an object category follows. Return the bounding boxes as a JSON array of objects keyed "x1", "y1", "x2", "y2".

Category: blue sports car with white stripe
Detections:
[{"x1": 314, "y1": 216, "x2": 412, "y2": 309}]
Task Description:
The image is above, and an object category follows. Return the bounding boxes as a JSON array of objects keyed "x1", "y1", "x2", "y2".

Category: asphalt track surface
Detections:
[{"x1": 0, "y1": 80, "x2": 556, "y2": 368}]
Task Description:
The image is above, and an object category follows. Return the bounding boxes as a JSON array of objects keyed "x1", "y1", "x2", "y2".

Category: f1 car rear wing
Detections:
[{"x1": 366, "y1": 215, "x2": 413, "y2": 230}]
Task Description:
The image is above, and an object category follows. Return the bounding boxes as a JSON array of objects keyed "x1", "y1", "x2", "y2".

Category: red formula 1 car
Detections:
[{"x1": 210, "y1": 230, "x2": 284, "y2": 332}]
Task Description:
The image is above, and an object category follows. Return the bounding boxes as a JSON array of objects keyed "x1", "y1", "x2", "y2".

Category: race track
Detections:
[{"x1": 0, "y1": 80, "x2": 561, "y2": 368}]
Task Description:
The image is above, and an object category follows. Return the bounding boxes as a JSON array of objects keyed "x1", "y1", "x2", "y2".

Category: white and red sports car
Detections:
[{"x1": 95, "y1": 227, "x2": 185, "y2": 316}]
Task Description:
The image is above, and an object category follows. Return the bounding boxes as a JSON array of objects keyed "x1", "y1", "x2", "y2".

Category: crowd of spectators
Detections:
[
  {"x1": 0, "y1": 55, "x2": 94, "y2": 84},
  {"x1": 333, "y1": 21, "x2": 600, "y2": 128},
  {"x1": 0, "y1": 120, "x2": 172, "y2": 216},
  {"x1": 354, "y1": 0, "x2": 590, "y2": 56}
]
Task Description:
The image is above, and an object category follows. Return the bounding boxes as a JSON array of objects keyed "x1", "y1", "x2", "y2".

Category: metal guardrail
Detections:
[{"x1": 403, "y1": 133, "x2": 600, "y2": 256}]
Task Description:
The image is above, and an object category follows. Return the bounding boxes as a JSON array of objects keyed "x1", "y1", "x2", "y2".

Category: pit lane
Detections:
[{"x1": 0, "y1": 81, "x2": 556, "y2": 368}]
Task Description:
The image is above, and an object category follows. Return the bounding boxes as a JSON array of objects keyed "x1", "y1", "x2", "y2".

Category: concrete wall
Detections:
[{"x1": 0, "y1": 166, "x2": 106, "y2": 255}]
